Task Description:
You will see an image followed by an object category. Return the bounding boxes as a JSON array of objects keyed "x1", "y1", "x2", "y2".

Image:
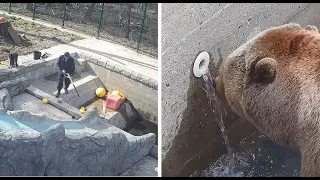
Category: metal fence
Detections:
[{"x1": 0, "y1": 3, "x2": 158, "y2": 57}]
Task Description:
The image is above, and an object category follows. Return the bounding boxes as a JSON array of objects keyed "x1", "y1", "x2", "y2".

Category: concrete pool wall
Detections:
[
  {"x1": 81, "y1": 53, "x2": 158, "y2": 124},
  {"x1": 162, "y1": 3, "x2": 320, "y2": 177}
]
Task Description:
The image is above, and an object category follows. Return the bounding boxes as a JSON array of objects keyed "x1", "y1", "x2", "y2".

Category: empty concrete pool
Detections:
[{"x1": 0, "y1": 45, "x2": 158, "y2": 176}]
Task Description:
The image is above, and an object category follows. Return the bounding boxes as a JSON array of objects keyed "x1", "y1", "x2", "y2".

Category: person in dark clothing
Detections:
[
  {"x1": 8, "y1": 52, "x2": 18, "y2": 69},
  {"x1": 56, "y1": 52, "x2": 75, "y2": 98}
]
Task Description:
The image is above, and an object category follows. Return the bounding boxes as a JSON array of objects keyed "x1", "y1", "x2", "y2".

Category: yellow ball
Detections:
[
  {"x1": 80, "y1": 107, "x2": 86, "y2": 114},
  {"x1": 42, "y1": 98, "x2": 48, "y2": 104},
  {"x1": 111, "y1": 90, "x2": 121, "y2": 97},
  {"x1": 7, "y1": 110, "x2": 11, "y2": 115},
  {"x1": 96, "y1": 87, "x2": 106, "y2": 98}
]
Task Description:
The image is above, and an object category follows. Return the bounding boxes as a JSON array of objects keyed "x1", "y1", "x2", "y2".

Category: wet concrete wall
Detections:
[{"x1": 161, "y1": 3, "x2": 320, "y2": 176}]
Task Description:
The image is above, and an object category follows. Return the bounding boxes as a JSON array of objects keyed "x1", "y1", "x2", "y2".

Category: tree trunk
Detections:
[
  {"x1": 126, "y1": 3, "x2": 132, "y2": 39},
  {"x1": 0, "y1": 22, "x2": 21, "y2": 44},
  {"x1": 0, "y1": 22, "x2": 10, "y2": 40}
]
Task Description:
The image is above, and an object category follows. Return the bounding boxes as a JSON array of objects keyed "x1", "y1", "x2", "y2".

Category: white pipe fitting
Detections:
[{"x1": 193, "y1": 51, "x2": 210, "y2": 78}]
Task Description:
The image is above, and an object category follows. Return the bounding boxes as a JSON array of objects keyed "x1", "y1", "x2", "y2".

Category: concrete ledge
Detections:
[
  {"x1": 78, "y1": 52, "x2": 158, "y2": 90},
  {"x1": 12, "y1": 92, "x2": 73, "y2": 120},
  {"x1": 0, "y1": 52, "x2": 82, "y2": 83},
  {"x1": 69, "y1": 90, "x2": 96, "y2": 108},
  {"x1": 26, "y1": 85, "x2": 82, "y2": 119}
]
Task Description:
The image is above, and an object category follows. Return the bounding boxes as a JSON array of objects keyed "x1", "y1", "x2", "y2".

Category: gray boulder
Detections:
[
  {"x1": 0, "y1": 77, "x2": 30, "y2": 97},
  {"x1": 0, "y1": 88, "x2": 13, "y2": 111},
  {"x1": 0, "y1": 106, "x2": 156, "y2": 176}
]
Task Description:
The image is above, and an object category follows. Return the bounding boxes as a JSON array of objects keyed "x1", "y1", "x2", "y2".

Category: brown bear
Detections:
[{"x1": 214, "y1": 23, "x2": 320, "y2": 177}]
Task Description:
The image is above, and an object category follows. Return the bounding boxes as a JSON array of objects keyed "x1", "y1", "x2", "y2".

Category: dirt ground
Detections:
[
  {"x1": 0, "y1": 3, "x2": 157, "y2": 58},
  {"x1": 0, "y1": 13, "x2": 83, "y2": 68}
]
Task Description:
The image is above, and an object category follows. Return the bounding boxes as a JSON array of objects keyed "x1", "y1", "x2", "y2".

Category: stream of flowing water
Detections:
[{"x1": 202, "y1": 68, "x2": 242, "y2": 177}]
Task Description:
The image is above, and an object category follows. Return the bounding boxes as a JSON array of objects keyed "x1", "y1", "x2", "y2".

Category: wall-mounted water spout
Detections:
[{"x1": 193, "y1": 51, "x2": 210, "y2": 78}]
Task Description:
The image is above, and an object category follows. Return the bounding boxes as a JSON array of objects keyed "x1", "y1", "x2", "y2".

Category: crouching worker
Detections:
[{"x1": 56, "y1": 52, "x2": 75, "y2": 98}]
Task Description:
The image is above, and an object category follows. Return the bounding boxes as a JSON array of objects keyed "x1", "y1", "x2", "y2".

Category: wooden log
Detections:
[
  {"x1": 7, "y1": 23, "x2": 21, "y2": 44},
  {"x1": 0, "y1": 22, "x2": 10, "y2": 39},
  {"x1": 0, "y1": 22, "x2": 21, "y2": 44}
]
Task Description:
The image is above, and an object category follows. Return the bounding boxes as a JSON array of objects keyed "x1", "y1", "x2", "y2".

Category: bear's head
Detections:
[{"x1": 215, "y1": 23, "x2": 320, "y2": 149}]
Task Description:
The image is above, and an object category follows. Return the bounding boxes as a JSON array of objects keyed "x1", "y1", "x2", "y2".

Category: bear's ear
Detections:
[
  {"x1": 305, "y1": 25, "x2": 318, "y2": 32},
  {"x1": 254, "y1": 57, "x2": 277, "y2": 84}
]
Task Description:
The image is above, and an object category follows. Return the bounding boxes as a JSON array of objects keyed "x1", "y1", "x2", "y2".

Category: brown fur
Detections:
[{"x1": 214, "y1": 23, "x2": 320, "y2": 177}]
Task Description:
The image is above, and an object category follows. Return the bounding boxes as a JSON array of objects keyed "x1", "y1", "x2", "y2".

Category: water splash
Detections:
[
  {"x1": 198, "y1": 128, "x2": 301, "y2": 177},
  {"x1": 201, "y1": 68, "x2": 238, "y2": 176}
]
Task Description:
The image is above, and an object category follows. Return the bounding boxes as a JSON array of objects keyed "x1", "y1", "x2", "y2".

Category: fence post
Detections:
[
  {"x1": 137, "y1": 3, "x2": 148, "y2": 52},
  {"x1": 8, "y1": 3, "x2": 12, "y2": 14},
  {"x1": 62, "y1": 3, "x2": 68, "y2": 28},
  {"x1": 32, "y1": 3, "x2": 36, "y2": 20},
  {"x1": 97, "y1": 3, "x2": 105, "y2": 38}
]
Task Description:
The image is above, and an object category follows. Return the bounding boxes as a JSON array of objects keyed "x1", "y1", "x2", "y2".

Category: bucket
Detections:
[{"x1": 33, "y1": 51, "x2": 41, "y2": 60}]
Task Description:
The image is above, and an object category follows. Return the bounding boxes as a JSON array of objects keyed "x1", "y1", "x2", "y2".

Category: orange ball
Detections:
[{"x1": 0, "y1": 17, "x2": 6, "y2": 23}]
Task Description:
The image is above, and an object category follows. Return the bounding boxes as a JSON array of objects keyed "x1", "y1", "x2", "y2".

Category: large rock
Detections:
[
  {"x1": 0, "y1": 106, "x2": 156, "y2": 176},
  {"x1": 0, "y1": 88, "x2": 13, "y2": 111},
  {"x1": 0, "y1": 77, "x2": 30, "y2": 97}
]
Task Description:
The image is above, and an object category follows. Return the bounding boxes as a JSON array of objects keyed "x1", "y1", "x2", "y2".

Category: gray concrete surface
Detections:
[
  {"x1": 119, "y1": 156, "x2": 158, "y2": 176},
  {"x1": 13, "y1": 38, "x2": 158, "y2": 81},
  {"x1": 161, "y1": 3, "x2": 320, "y2": 177},
  {"x1": 0, "y1": 34, "x2": 158, "y2": 82},
  {"x1": 79, "y1": 53, "x2": 157, "y2": 89},
  {"x1": 0, "y1": 106, "x2": 156, "y2": 176},
  {"x1": 12, "y1": 92, "x2": 72, "y2": 120}
]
